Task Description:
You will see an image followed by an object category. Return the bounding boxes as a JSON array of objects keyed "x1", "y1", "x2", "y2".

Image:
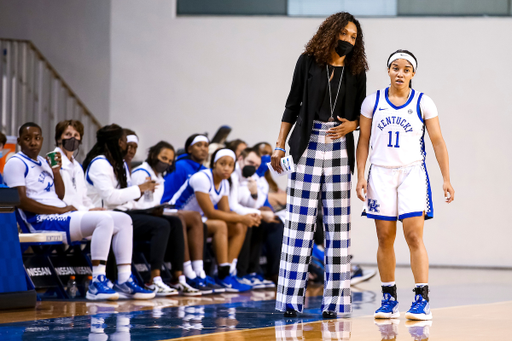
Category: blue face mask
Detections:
[
  {"x1": 256, "y1": 155, "x2": 271, "y2": 177},
  {"x1": 0, "y1": 151, "x2": 3, "y2": 158}
]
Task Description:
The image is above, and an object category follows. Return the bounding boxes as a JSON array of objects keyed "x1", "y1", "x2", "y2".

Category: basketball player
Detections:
[{"x1": 356, "y1": 50, "x2": 454, "y2": 320}]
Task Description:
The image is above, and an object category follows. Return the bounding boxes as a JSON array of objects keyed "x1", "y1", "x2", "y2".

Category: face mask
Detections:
[
  {"x1": 61, "y1": 137, "x2": 80, "y2": 152},
  {"x1": 0, "y1": 151, "x2": 3, "y2": 158},
  {"x1": 155, "y1": 160, "x2": 170, "y2": 174},
  {"x1": 256, "y1": 155, "x2": 271, "y2": 177},
  {"x1": 242, "y1": 165, "x2": 256, "y2": 178},
  {"x1": 335, "y1": 40, "x2": 354, "y2": 58}
]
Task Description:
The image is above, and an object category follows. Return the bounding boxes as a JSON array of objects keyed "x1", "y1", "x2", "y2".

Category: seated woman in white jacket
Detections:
[
  {"x1": 83, "y1": 124, "x2": 181, "y2": 297},
  {"x1": 4, "y1": 122, "x2": 153, "y2": 301}
]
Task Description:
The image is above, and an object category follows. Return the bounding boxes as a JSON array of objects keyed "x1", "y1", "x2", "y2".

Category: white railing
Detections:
[{"x1": 0, "y1": 39, "x2": 101, "y2": 161}]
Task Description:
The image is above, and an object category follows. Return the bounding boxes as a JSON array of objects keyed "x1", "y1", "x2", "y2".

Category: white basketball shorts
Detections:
[{"x1": 363, "y1": 162, "x2": 428, "y2": 221}]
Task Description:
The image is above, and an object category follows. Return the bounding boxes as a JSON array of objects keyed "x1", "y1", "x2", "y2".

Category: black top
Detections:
[
  {"x1": 281, "y1": 54, "x2": 366, "y2": 173},
  {"x1": 315, "y1": 65, "x2": 345, "y2": 122}
]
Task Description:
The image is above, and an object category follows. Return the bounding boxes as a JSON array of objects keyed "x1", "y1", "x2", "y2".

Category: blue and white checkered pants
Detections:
[{"x1": 276, "y1": 120, "x2": 352, "y2": 314}]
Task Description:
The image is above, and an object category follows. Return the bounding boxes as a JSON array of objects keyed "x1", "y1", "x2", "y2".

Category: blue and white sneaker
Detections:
[
  {"x1": 237, "y1": 275, "x2": 266, "y2": 289},
  {"x1": 187, "y1": 277, "x2": 213, "y2": 295},
  {"x1": 351, "y1": 265, "x2": 377, "y2": 285},
  {"x1": 374, "y1": 293, "x2": 400, "y2": 319},
  {"x1": 113, "y1": 274, "x2": 155, "y2": 300},
  {"x1": 405, "y1": 294, "x2": 432, "y2": 320},
  {"x1": 86, "y1": 275, "x2": 119, "y2": 301},
  {"x1": 248, "y1": 273, "x2": 276, "y2": 289},
  {"x1": 204, "y1": 275, "x2": 226, "y2": 293},
  {"x1": 216, "y1": 275, "x2": 251, "y2": 292}
]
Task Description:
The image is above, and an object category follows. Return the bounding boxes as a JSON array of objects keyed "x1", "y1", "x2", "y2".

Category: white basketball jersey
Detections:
[
  {"x1": 369, "y1": 88, "x2": 426, "y2": 168},
  {"x1": 170, "y1": 169, "x2": 229, "y2": 216},
  {"x1": 6, "y1": 152, "x2": 66, "y2": 208}
]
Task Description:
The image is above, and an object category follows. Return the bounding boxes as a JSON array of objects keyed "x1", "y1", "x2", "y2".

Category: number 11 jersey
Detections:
[{"x1": 361, "y1": 87, "x2": 438, "y2": 168}]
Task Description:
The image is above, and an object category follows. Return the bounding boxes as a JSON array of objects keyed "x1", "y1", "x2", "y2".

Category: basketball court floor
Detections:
[{"x1": 0, "y1": 266, "x2": 511, "y2": 340}]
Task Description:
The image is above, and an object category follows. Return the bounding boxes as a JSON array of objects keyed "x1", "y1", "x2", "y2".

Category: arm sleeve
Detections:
[
  {"x1": 360, "y1": 92, "x2": 377, "y2": 119},
  {"x1": 282, "y1": 54, "x2": 307, "y2": 124},
  {"x1": 228, "y1": 175, "x2": 261, "y2": 216},
  {"x1": 255, "y1": 177, "x2": 270, "y2": 208},
  {"x1": 88, "y1": 159, "x2": 141, "y2": 206},
  {"x1": 189, "y1": 172, "x2": 211, "y2": 194},
  {"x1": 3, "y1": 158, "x2": 28, "y2": 188},
  {"x1": 420, "y1": 95, "x2": 439, "y2": 120}
]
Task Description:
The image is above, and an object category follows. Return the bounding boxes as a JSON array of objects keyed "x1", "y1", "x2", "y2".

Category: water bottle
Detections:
[
  {"x1": 67, "y1": 275, "x2": 78, "y2": 299},
  {"x1": 84, "y1": 275, "x2": 93, "y2": 295},
  {"x1": 144, "y1": 189, "x2": 153, "y2": 202},
  {"x1": 144, "y1": 177, "x2": 154, "y2": 202}
]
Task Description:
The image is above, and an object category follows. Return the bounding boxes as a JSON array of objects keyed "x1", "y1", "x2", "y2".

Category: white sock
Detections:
[
  {"x1": 230, "y1": 259, "x2": 238, "y2": 276},
  {"x1": 192, "y1": 260, "x2": 205, "y2": 278},
  {"x1": 153, "y1": 276, "x2": 163, "y2": 284},
  {"x1": 415, "y1": 283, "x2": 428, "y2": 287},
  {"x1": 92, "y1": 264, "x2": 106, "y2": 280},
  {"x1": 117, "y1": 265, "x2": 131, "y2": 284},
  {"x1": 179, "y1": 275, "x2": 187, "y2": 285},
  {"x1": 381, "y1": 281, "x2": 396, "y2": 287},
  {"x1": 183, "y1": 261, "x2": 197, "y2": 279}
]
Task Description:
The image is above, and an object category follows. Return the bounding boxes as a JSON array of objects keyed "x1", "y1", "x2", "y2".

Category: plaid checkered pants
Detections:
[{"x1": 276, "y1": 121, "x2": 352, "y2": 314}]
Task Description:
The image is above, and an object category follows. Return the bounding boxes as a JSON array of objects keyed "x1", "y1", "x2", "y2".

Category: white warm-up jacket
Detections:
[{"x1": 85, "y1": 155, "x2": 141, "y2": 210}]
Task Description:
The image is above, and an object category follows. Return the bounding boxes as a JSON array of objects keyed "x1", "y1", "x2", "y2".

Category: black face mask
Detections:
[
  {"x1": 62, "y1": 137, "x2": 80, "y2": 152},
  {"x1": 335, "y1": 40, "x2": 354, "y2": 58},
  {"x1": 242, "y1": 165, "x2": 256, "y2": 178},
  {"x1": 155, "y1": 160, "x2": 170, "y2": 174}
]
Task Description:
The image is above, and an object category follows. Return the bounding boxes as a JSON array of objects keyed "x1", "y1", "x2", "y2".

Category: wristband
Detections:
[{"x1": 274, "y1": 147, "x2": 286, "y2": 153}]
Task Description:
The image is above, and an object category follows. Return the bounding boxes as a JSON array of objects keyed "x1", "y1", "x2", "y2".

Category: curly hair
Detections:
[{"x1": 304, "y1": 12, "x2": 369, "y2": 75}]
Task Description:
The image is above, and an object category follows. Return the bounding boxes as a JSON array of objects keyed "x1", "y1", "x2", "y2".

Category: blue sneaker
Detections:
[
  {"x1": 237, "y1": 275, "x2": 265, "y2": 289},
  {"x1": 204, "y1": 275, "x2": 226, "y2": 293},
  {"x1": 374, "y1": 293, "x2": 400, "y2": 319},
  {"x1": 114, "y1": 274, "x2": 155, "y2": 300},
  {"x1": 216, "y1": 275, "x2": 251, "y2": 292},
  {"x1": 86, "y1": 275, "x2": 119, "y2": 301},
  {"x1": 187, "y1": 277, "x2": 213, "y2": 295},
  {"x1": 251, "y1": 273, "x2": 276, "y2": 288},
  {"x1": 351, "y1": 265, "x2": 377, "y2": 285},
  {"x1": 405, "y1": 294, "x2": 432, "y2": 320}
]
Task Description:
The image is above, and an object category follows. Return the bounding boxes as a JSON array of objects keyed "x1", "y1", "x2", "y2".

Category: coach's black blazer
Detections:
[{"x1": 282, "y1": 53, "x2": 366, "y2": 173}]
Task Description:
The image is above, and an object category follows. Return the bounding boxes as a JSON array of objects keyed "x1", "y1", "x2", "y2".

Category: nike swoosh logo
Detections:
[
  {"x1": 224, "y1": 284, "x2": 232, "y2": 288},
  {"x1": 378, "y1": 108, "x2": 386, "y2": 111}
]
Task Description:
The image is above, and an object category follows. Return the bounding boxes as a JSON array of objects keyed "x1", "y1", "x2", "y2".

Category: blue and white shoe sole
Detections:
[
  {"x1": 117, "y1": 291, "x2": 155, "y2": 300},
  {"x1": 374, "y1": 310, "x2": 400, "y2": 319},
  {"x1": 86, "y1": 291, "x2": 119, "y2": 301},
  {"x1": 223, "y1": 287, "x2": 241, "y2": 293},
  {"x1": 405, "y1": 311, "x2": 433, "y2": 320}
]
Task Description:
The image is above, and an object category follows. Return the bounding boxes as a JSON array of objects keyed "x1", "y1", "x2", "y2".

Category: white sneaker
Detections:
[
  {"x1": 170, "y1": 281, "x2": 202, "y2": 297},
  {"x1": 145, "y1": 281, "x2": 178, "y2": 297}
]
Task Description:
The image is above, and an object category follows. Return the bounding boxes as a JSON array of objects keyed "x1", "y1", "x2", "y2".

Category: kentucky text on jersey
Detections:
[{"x1": 377, "y1": 115, "x2": 413, "y2": 133}]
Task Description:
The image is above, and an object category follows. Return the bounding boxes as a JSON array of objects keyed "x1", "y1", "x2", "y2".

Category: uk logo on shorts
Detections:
[{"x1": 368, "y1": 199, "x2": 380, "y2": 213}]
